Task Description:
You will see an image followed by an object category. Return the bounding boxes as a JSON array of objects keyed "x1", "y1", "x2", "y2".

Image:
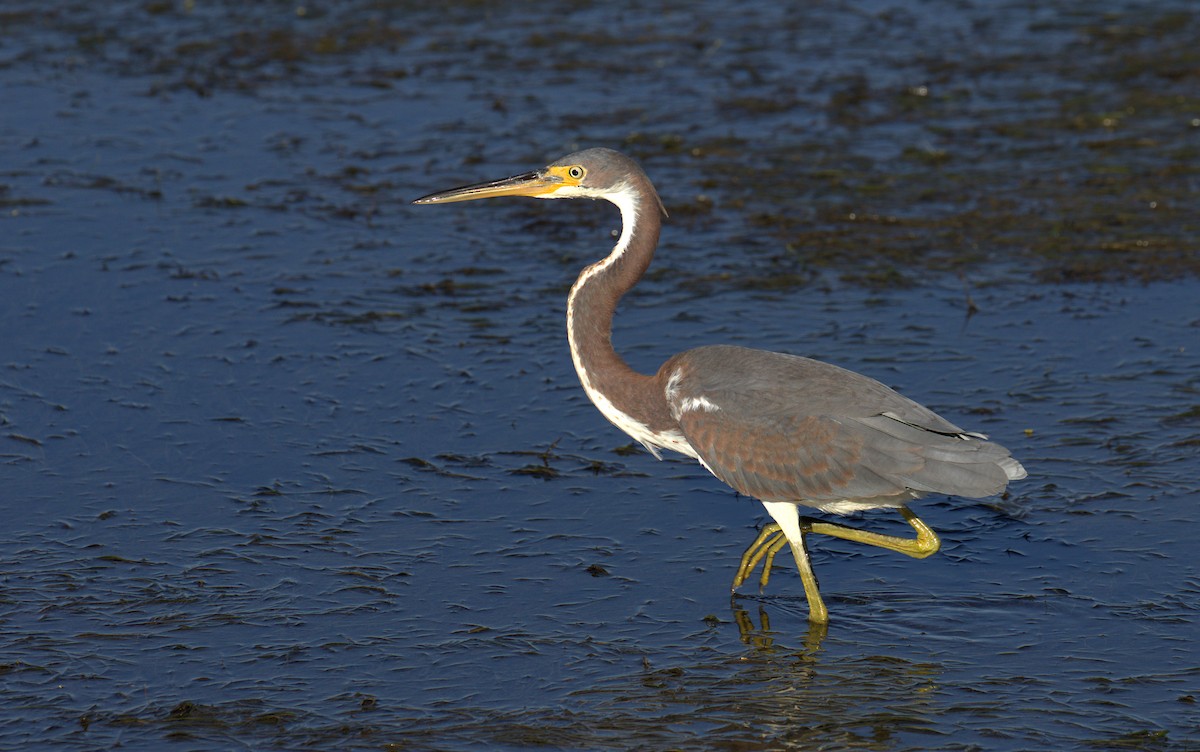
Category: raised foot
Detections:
[{"x1": 807, "y1": 506, "x2": 941, "y2": 560}]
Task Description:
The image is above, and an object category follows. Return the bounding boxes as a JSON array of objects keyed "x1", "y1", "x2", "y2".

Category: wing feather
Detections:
[{"x1": 665, "y1": 345, "x2": 1024, "y2": 509}]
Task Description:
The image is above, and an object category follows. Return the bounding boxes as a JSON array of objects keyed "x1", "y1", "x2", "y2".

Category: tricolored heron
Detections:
[{"x1": 413, "y1": 148, "x2": 1026, "y2": 624}]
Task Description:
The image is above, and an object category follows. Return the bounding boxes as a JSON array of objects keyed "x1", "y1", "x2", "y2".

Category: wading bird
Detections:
[{"x1": 413, "y1": 148, "x2": 1025, "y2": 624}]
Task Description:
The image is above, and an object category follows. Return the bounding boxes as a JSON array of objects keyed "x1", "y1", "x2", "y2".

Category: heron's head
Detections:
[{"x1": 413, "y1": 148, "x2": 665, "y2": 216}]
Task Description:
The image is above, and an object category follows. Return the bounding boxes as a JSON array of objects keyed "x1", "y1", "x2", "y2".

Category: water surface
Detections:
[{"x1": 1, "y1": 2, "x2": 1197, "y2": 750}]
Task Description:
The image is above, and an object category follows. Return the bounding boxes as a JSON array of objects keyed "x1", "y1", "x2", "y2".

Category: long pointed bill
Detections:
[{"x1": 412, "y1": 170, "x2": 563, "y2": 205}]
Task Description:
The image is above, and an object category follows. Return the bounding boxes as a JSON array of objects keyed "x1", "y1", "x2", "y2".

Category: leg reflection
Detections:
[{"x1": 731, "y1": 596, "x2": 828, "y2": 652}]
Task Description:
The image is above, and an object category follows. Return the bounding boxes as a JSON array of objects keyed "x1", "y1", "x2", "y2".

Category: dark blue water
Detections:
[{"x1": 2, "y1": 2, "x2": 1197, "y2": 750}]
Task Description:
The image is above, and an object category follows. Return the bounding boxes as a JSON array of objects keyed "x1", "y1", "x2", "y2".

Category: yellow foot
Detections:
[
  {"x1": 732, "y1": 523, "x2": 786, "y2": 591},
  {"x1": 733, "y1": 520, "x2": 827, "y2": 623},
  {"x1": 731, "y1": 506, "x2": 941, "y2": 625}
]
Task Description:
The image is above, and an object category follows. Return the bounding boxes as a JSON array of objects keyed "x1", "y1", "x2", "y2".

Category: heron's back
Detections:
[{"x1": 660, "y1": 345, "x2": 1025, "y2": 511}]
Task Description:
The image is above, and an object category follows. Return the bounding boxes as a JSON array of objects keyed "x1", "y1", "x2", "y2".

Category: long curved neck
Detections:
[{"x1": 566, "y1": 174, "x2": 673, "y2": 435}]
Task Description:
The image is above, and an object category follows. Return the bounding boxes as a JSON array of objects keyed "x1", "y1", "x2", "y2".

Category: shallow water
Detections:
[{"x1": 2, "y1": 2, "x2": 1198, "y2": 750}]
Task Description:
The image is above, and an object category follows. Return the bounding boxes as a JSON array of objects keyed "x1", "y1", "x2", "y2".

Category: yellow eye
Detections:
[{"x1": 568, "y1": 166, "x2": 585, "y2": 180}]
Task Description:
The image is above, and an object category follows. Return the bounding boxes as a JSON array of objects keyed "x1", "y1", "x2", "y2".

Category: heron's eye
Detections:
[{"x1": 568, "y1": 166, "x2": 585, "y2": 180}]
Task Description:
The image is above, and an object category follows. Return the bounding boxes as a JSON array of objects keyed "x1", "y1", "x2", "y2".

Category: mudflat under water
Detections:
[{"x1": 2, "y1": 2, "x2": 1197, "y2": 750}]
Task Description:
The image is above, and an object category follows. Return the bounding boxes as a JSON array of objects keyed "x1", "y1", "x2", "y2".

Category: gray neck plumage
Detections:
[{"x1": 565, "y1": 175, "x2": 669, "y2": 425}]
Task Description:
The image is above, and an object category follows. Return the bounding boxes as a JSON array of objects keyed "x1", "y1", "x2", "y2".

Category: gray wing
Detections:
[{"x1": 663, "y1": 345, "x2": 1025, "y2": 508}]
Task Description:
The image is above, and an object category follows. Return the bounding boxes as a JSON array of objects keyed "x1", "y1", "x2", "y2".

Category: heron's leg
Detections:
[
  {"x1": 786, "y1": 527, "x2": 829, "y2": 624},
  {"x1": 735, "y1": 504, "x2": 830, "y2": 624},
  {"x1": 805, "y1": 506, "x2": 941, "y2": 559}
]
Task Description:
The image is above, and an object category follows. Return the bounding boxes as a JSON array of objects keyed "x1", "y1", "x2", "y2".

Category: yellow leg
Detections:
[
  {"x1": 732, "y1": 506, "x2": 941, "y2": 622},
  {"x1": 733, "y1": 520, "x2": 829, "y2": 623},
  {"x1": 808, "y1": 507, "x2": 941, "y2": 560},
  {"x1": 786, "y1": 528, "x2": 829, "y2": 624}
]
